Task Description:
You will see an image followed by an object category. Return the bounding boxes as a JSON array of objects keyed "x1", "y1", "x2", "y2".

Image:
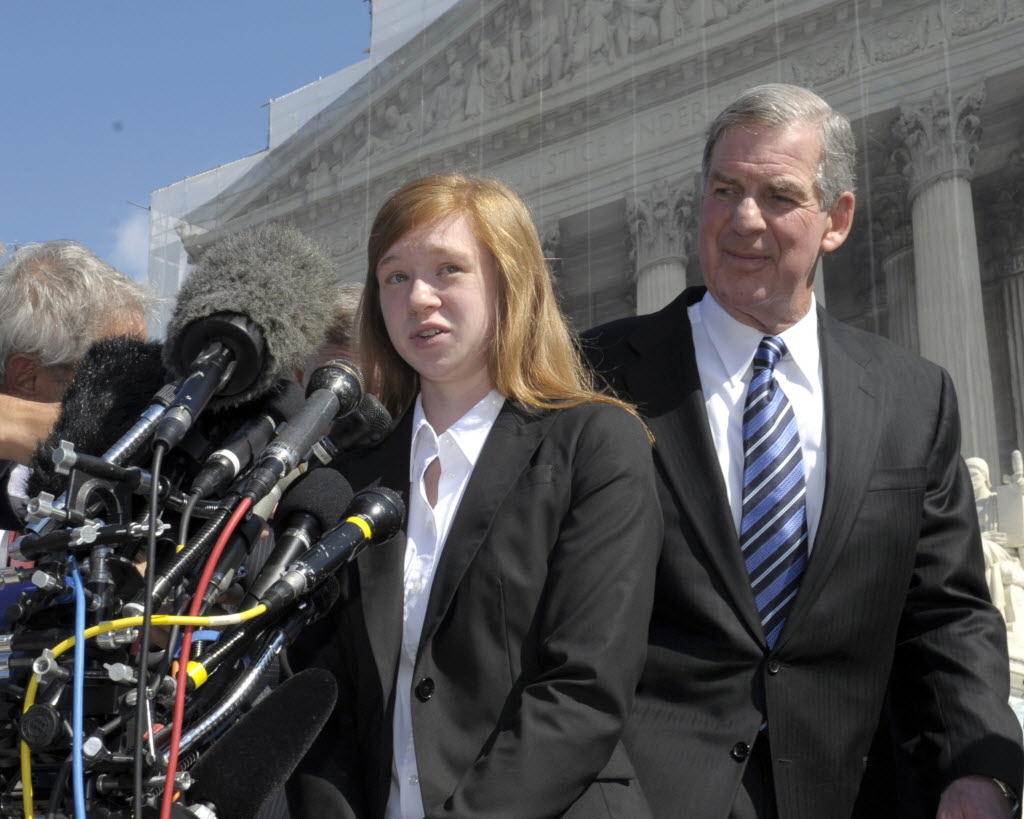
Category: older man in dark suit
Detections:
[{"x1": 585, "y1": 83, "x2": 1023, "y2": 819}]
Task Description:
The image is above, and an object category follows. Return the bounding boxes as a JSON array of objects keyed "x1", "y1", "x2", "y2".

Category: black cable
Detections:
[
  {"x1": 133, "y1": 440, "x2": 166, "y2": 818},
  {"x1": 177, "y1": 491, "x2": 201, "y2": 551},
  {"x1": 45, "y1": 756, "x2": 72, "y2": 819}
]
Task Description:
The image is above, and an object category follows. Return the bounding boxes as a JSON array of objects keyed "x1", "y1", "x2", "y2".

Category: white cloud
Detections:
[{"x1": 109, "y1": 210, "x2": 151, "y2": 282}]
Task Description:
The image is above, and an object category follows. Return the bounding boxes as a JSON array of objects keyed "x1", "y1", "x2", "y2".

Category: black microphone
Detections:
[
  {"x1": 156, "y1": 224, "x2": 338, "y2": 451},
  {"x1": 27, "y1": 337, "x2": 172, "y2": 502},
  {"x1": 259, "y1": 487, "x2": 404, "y2": 612},
  {"x1": 244, "y1": 468, "x2": 353, "y2": 605},
  {"x1": 327, "y1": 392, "x2": 393, "y2": 452},
  {"x1": 188, "y1": 379, "x2": 306, "y2": 500},
  {"x1": 184, "y1": 668, "x2": 339, "y2": 819},
  {"x1": 241, "y1": 360, "x2": 363, "y2": 503}
]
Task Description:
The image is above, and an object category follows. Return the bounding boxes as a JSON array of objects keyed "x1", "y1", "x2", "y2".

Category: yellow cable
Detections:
[{"x1": 18, "y1": 604, "x2": 267, "y2": 817}]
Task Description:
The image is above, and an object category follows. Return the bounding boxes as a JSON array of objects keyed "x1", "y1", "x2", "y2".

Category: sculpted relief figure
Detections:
[
  {"x1": 429, "y1": 57, "x2": 469, "y2": 131},
  {"x1": 512, "y1": 0, "x2": 567, "y2": 98},
  {"x1": 353, "y1": 105, "x2": 417, "y2": 161},
  {"x1": 968, "y1": 456, "x2": 1024, "y2": 633},
  {"x1": 615, "y1": 0, "x2": 665, "y2": 56},
  {"x1": 305, "y1": 151, "x2": 330, "y2": 193},
  {"x1": 467, "y1": 37, "x2": 512, "y2": 115},
  {"x1": 563, "y1": 0, "x2": 616, "y2": 80}
]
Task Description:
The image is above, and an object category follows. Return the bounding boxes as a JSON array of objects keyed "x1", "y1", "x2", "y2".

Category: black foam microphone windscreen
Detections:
[
  {"x1": 162, "y1": 223, "x2": 338, "y2": 410},
  {"x1": 186, "y1": 668, "x2": 339, "y2": 819},
  {"x1": 245, "y1": 468, "x2": 354, "y2": 604},
  {"x1": 27, "y1": 336, "x2": 170, "y2": 499}
]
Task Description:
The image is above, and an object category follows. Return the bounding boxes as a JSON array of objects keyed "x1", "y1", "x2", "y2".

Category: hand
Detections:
[
  {"x1": 0, "y1": 395, "x2": 59, "y2": 464},
  {"x1": 937, "y1": 776, "x2": 1014, "y2": 819}
]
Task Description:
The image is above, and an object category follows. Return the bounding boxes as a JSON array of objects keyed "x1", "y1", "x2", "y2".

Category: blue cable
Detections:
[{"x1": 68, "y1": 558, "x2": 87, "y2": 818}]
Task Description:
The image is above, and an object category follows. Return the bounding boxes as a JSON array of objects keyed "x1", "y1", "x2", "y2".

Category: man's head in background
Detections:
[
  {"x1": 0, "y1": 240, "x2": 153, "y2": 403},
  {"x1": 296, "y1": 282, "x2": 364, "y2": 387}
]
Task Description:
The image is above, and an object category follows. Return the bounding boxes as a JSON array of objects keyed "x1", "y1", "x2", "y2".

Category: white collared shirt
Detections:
[
  {"x1": 386, "y1": 388, "x2": 505, "y2": 819},
  {"x1": 689, "y1": 293, "x2": 826, "y2": 550}
]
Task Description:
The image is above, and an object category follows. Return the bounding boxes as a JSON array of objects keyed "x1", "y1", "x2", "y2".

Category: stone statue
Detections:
[
  {"x1": 968, "y1": 456, "x2": 1024, "y2": 633},
  {"x1": 1008, "y1": 449, "x2": 1024, "y2": 489}
]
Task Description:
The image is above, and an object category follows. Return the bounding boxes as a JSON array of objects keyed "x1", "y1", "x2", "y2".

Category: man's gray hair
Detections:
[
  {"x1": 0, "y1": 240, "x2": 154, "y2": 380},
  {"x1": 702, "y1": 83, "x2": 856, "y2": 210}
]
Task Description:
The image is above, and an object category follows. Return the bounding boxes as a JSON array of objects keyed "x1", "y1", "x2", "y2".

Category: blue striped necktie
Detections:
[{"x1": 740, "y1": 336, "x2": 808, "y2": 648}]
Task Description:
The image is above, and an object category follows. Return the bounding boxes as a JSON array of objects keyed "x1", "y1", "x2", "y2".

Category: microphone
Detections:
[
  {"x1": 187, "y1": 379, "x2": 306, "y2": 501},
  {"x1": 244, "y1": 468, "x2": 353, "y2": 605},
  {"x1": 156, "y1": 224, "x2": 338, "y2": 450},
  {"x1": 326, "y1": 392, "x2": 393, "y2": 452},
  {"x1": 24, "y1": 337, "x2": 174, "y2": 530},
  {"x1": 185, "y1": 668, "x2": 339, "y2": 819},
  {"x1": 241, "y1": 360, "x2": 363, "y2": 503},
  {"x1": 259, "y1": 486, "x2": 404, "y2": 612}
]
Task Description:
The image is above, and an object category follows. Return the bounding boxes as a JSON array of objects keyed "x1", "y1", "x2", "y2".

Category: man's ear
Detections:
[
  {"x1": 3, "y1": 353, "x2": 42, "y2": 400},
  {"x1": 821, "y1": 191, "x2": 856, "y2": 253}
]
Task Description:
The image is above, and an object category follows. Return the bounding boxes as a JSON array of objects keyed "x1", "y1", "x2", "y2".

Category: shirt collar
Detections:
[
  {"x1": 409, "y1": 389, "x2": 505, "y2": 481},
  {"x1": 697, "y1": 291, "x2": 819, "y2": 386}
]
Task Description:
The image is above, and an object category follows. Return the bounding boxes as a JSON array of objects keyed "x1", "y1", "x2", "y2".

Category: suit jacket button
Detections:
[
  {"x1": 415, "y1": 677, "x2": 435, "y2": 702},
  {"x1": 767, "y1": 659, "x2": 782, "y2": 675},
  {"x1": 731, "y1": 742, "x2": 750, "y2": 761}
]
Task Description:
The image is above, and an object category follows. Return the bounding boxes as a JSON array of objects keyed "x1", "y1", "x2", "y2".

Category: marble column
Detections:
[
  {"x1": 627, "y1": 177, "x2": 695, "y2": 315},
  {"x1": 873, "y1": 172, "x2": 918, "y2": 352},
  {"x1": 1006, "y1": 273, "x2": 1024, "y2": 450},
  {"x1": 893, "y1": 83, "x2": 999, "y2": 466},
  {"x1": 994, "y1": 163, "x2": 1024, "y2": 452}
]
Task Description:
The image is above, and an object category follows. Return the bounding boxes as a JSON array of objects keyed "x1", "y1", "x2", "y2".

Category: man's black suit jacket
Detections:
[
  {"x1": 288, "y1": 399, "x2": 661, "y2": 818},
  {"x1": 583, "y1": 287, "x2": 1023, "y2": 819}
]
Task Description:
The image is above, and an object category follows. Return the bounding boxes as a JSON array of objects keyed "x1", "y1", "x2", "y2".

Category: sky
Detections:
[{"x1": 0, "y1": 2, "x2": 372, "y2": 282}]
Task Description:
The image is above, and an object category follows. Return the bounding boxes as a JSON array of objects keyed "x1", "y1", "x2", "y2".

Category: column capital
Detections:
[
  {"x1": 626, "y1": 176, "x2": 696, "y2": 282},
  {"x1": 892, "y1": 83, "x2": 986, "y2": 201}
]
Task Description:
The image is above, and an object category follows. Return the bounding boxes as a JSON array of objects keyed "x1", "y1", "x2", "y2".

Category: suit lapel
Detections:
[
  {"x1": 626, "y1": 290, "x2": 763, "y2": 641},
  {"x1": 418, "y1": 401, "x2": 549, "y2": 647},
  {"x1": 775, "y1": 310, "x2": 883, "y2": 647},
  {"x1": 354, "y1": 411, "x2": 412, "y2": 709}
]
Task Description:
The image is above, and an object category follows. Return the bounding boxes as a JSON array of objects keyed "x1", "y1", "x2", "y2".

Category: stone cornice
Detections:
[{"x1": 178, "y1": 0, "x2": 1024, "y2": 256}]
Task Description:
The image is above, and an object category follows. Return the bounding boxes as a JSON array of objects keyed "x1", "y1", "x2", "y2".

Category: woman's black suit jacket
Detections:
[{"x1": 288, "y1": 399, "x2": 662, "y2": 819}]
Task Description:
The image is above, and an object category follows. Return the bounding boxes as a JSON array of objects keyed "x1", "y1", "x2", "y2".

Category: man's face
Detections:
[
  {"x1": 698, "y1": 123, "x2": 854, "y2": 334},
  {"x1": 4, "y1": 309, "x2": 147, "y2": 403}
]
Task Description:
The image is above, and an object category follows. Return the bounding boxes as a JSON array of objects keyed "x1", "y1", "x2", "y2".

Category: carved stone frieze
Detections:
[
  {"x1": 626, "y1": 176, "x2": 696, "y2": 278},
  {"x1": 946, "y1": 0, "x2": 1002, "y2": 37},
  {"x1": 702, "y1": 0, "x2": 762, "y2": 27},
  {"x1": 892, "y1": 83, "x2": 986, "y2": 200},
  {"x1": 790, "y1": 36, "x2": 854, "y2": 86},
  {"x1": 860, "y1": 9, "x2": 941, "y2": 65}
]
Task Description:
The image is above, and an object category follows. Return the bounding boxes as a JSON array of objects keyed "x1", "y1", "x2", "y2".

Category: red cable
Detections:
[{"x1": 160, "y1": 496, "x2": 253, "y2": 819}]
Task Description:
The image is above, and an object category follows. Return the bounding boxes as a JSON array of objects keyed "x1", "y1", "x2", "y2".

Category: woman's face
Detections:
[{"x1": 375, "y1": 212, "x2": 499, "y2": 403}]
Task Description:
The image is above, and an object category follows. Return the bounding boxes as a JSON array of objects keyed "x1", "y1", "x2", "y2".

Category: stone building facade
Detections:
[{"x1": 150, "y1": 0, "x2": 1024, "y2": 483}]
